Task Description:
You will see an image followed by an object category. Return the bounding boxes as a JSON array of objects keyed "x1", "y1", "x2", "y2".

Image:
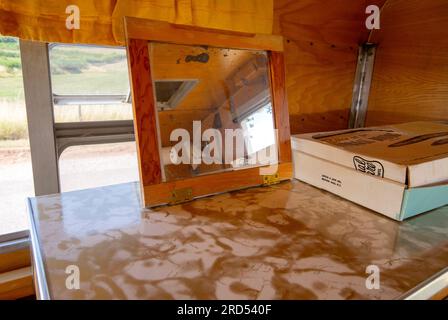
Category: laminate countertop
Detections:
[{"x1": 27, "y1": 180, "x2": 448, "y2": 299}]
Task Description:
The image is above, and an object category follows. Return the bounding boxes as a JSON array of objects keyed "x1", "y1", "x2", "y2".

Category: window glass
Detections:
[
  {"x1": 241, "y1": 103, "x2": 275, "y2": 155},
  {"x1": 50, "y1": 45, "x2": 129, "y2": 95},
  {"x1": 53, "y1": 104, "x2": 133, "y2": 122},
  {"x1": 0, "y1": 36, "x2": 33, "y2": 235},
  {"x1": 49, "y1": 45, "x2": 133, "y2": 122},
  {"x1": 59, "y1": 142, "x2": 139, "y2": 192}
]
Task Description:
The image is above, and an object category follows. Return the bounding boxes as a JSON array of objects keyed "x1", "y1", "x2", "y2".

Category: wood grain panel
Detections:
[
  {"x1": 0, "y1": 267, "x2": 33, "y2": 300},
  {"x1": 0, "y1": 249, "x2": 30, "y2": 274},
  {"x1": 269, "y1": 52, "x2": 292, "y2": 162},
  {"x1": 144, "y1": 162, "x2": 293, "y2": 207},
  {"x1": 431, "y1": 286, "x2": 448, "y2": 300},
  {"x1": 366, "y1": 0, "x2": 448, "y2": 126},
  {"x1": 273, "y1": 0, "x2": 386, "y2": 134},
  {"x1": 126, "y1": 38, "x2": 162, "y2": 194},
  {"x1": 125, "y1": 17, "x2": 283, "y2": 52}
]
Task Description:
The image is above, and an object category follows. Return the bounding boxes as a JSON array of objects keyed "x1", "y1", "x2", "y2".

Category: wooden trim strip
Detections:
[
  {"x1": 144, "y1": 162, "x2": 293, "y2": 207},
  {"x1": 126, "y1": 38, "x2": 162, "y2": 204},
  {"x1": 0, "y1": 267, "x2": 34, "y2": 300},
  {"x1": 124, "y1": 17, "x2": 284, "y2": 52},
  {"x1": 269, "y1": 51, "x2": 292, "y2": 163},
  {"x1": 430, "y1": 287, "x2": 448, "y2": 300},
  {"x1": 0, "y1": 248, "x2": 30, "y2": 274}
]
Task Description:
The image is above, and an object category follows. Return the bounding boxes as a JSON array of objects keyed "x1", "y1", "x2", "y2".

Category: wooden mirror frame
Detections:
[{"x1": 124, "y1": 17, "x2": 292, "y2": 207}]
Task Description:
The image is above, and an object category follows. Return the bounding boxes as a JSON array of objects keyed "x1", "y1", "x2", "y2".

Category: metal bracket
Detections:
[
  {"x1": 349, "y1": 43, "x2": 376, "y2": 129},
  {"x1": 169, "y1": 187, "x2": 193, "y2": 205},
  {"x1": 54, "y1": 120, "x2": 135, "y2": 157},
  {"x1": 262, "y1": 173, "x2": 280, "y2": 186}
]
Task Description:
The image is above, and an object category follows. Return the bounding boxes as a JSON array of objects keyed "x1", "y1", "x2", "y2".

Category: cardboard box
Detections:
[{"x1": 292, "y1": 121, "x2": 448, "y2": 221}]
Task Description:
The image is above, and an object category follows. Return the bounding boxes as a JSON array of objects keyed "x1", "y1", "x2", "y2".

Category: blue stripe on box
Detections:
[{"x1": 401, "y1": 184, "x2": 448, "y2": 220}]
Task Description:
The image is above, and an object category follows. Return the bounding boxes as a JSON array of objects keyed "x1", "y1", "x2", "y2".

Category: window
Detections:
[
  {"x1": 231, "y1": 103, "x2": 277, "y2": 168},
  {"x1": 49, "y1": 44, "x2": 139, "y2": 191},
  {"x1": 154, "y1": 80, "x2": 198, "y2": 111},
  {"x1": 241, "y1": 103, "x2": 275, "y2": 155},
  {"x1": 0, "y1": 40, "x2": 139, "y2": 238},
  {"x1": 0, "y1": 36, "x2": 34, "y2": 235},
  {"x1": 49, "y1": 44, "x2": 133, "y2": 122}
]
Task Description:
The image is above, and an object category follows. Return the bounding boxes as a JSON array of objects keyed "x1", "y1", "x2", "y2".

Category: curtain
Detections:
[{"x1": 0, "y1": 0, "x2": 273, "y2": 45}]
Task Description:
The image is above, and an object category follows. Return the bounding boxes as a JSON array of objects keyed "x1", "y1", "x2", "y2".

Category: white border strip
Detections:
[
  {"x1": 401, "y1": 267, "x2": 448, "y2": 300},
  {"x1": 27, "y1": 198, "x2": 51, "y2": 300}
]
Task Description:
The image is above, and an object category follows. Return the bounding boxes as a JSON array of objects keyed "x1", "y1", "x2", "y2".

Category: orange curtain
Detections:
[{"x1": 0, "y1": 0, "x2": 273, "y2": 45}]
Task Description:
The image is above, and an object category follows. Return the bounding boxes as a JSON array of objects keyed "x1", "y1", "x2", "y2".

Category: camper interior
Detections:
[{"x1": 0, "y1": 0, "x2": 447, "y2": 301}]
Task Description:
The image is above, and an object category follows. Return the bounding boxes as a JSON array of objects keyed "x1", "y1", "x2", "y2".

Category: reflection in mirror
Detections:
[{"x1": 149, "y1": 42, "x2": 278, "y2": 182}]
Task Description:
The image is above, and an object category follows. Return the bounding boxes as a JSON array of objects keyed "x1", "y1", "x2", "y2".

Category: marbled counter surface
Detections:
[{"x1": 29, "y1": 180, "x2": 448, "y2": 299}]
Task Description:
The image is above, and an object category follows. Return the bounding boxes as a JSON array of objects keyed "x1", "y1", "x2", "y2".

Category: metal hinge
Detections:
[
  {"x1": 169, "y1": 187, "x2": 193, "y2": 205},
  {"x1": 262, "y1": 173, "x2": 280, "y2": 186}
]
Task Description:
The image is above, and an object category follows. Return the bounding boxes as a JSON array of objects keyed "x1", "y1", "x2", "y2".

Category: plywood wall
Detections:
[
  {"x1": 366, "y1": 0, "x2": 448, "y2": 126},
  {"x1": 274, "y1": 0, "x2": 386, "y2": 134}
]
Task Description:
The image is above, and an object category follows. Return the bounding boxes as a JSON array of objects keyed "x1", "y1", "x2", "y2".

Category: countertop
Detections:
[{"x1": 28, "y1": 180, "x2": 448, "y2": 299}]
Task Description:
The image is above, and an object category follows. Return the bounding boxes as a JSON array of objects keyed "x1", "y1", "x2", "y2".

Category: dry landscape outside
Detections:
[{"x1": 0, "y1": 37, "x2": 139, "y2": 235}]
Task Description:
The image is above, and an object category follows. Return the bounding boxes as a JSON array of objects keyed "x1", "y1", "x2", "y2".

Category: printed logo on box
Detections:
[{"x1": 353, "y1": 156, "x2": 384, "y2": 177}]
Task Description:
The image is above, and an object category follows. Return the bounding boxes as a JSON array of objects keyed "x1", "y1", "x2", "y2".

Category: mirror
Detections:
[{"x1": 149, "y1": 42, "x2": 278, "y2": 182}]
